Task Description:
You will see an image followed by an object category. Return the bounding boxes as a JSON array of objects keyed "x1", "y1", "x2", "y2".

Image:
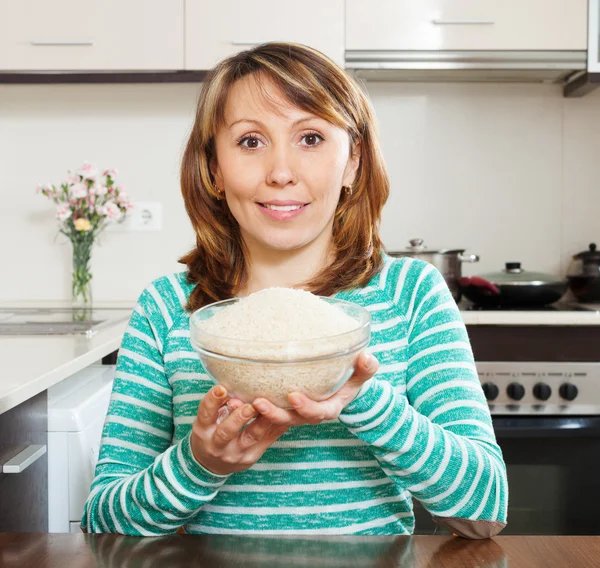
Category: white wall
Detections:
[{"x1": 1, "y1": 81, "x2": 599, "y2": 302}]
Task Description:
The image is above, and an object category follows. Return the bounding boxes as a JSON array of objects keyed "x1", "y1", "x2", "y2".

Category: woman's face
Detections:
[{"x1": 211, "y1": 74, "x2": 359, "y2": 255}]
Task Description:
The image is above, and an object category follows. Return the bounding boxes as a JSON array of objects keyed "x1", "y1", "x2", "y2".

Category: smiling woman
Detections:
[
  {"x1": 81, "y1": 42, "x2": 508, "y2": 539},
  {"x1": 178, "y1": 42, "x2": 389, "y2": 306}
]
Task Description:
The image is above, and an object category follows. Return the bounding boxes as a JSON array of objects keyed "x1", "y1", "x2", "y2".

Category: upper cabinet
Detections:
[
  {"x1": 0, "y1": 0, "x2": 184, "y2": 71},
  {"x1": 346, "y1": 0, "x2": 588, "y2": 52},
  {"x1": 185, "y1": 0, "x2": 344, "y2": 70}
]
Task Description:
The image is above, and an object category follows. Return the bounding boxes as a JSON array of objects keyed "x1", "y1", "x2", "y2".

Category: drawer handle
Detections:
[
  {"x1": 432, "y1": 19, "x2": 495, "y2": 25},
  {"x1": 2, "y1": 445, "x2": 46, "y2": 474},
  {"x1": 231, "y1": 40, "x2": 264, "y2": 46},
  {"x1": 30, "y1": 41, "x2": 94, "y2": 46}
]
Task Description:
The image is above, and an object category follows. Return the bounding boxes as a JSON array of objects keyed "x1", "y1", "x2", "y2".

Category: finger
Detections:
[
  {"x1": 347, "y1": 350, "x2": 379, "y2": 385},
  {"x1": 212, "y1": 404, "x2": 257, "y2": 448},
  {"x1": 288, "y1": 392, "x2": 340, "y2": 423},
  {"x1": 252, "y1": 398, "x2": 301, "y2": 426},
  {"x1": 216, "y1": 398, "x2": 245, "y2": 425},
  {"x1": 197, "y1": 386, "x2": 231, "y2": 427},
  {"x1": 237, "y1": 415, "x2": 277, "y2": 449}
]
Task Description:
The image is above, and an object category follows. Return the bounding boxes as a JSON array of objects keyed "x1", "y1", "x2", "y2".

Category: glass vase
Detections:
[{"x1": 71, "y1": 234, "x2": 94, "y2": 319}]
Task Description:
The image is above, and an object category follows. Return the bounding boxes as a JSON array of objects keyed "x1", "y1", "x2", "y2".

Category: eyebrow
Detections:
[{"x1": 227, "y1": 116, "x2": 319, "y2": 130}]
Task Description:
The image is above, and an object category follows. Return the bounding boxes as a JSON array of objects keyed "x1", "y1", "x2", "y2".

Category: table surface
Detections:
[{"x1": 1, "y1": 533, "x2": 600, "y2": 568}]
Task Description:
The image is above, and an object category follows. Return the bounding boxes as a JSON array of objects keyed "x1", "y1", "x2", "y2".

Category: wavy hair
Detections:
[{"x1": 179, "y1": 42, "x2": 390, "y2": 311}]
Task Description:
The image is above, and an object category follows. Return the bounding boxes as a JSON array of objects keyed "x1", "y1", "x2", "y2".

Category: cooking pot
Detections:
[
  {"x1": 566, "y1": 243, "x2": 600, "y2": 303},
  {"x1": 458, "y1": 262, "x2": 568, "y2": 308},
  {"x1": 388, "y1": 239, "x2": 479, "y2": 303}
]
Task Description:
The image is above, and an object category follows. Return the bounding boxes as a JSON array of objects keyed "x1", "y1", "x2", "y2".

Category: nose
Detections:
[{"x1": 265, "y1": 143, "x2": 298, "y2": 188}]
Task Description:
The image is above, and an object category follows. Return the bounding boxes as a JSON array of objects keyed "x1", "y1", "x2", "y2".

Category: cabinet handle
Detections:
[
  {"x1": 30, "y1": 41, "x2": 94, "y2": 46},
  {"x1": 431, "y1": 19, "x2": 495, "y2": 25},
  {"x1": 2, "y1": 445, "x2": 46, "y2": 474},
  {"x1": 231, "y1": 41, "x2": 264, "y2": 46}
]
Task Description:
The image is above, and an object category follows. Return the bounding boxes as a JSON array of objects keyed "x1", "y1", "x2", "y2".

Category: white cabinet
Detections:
[
  {"x1": 185, "y1": 0, "x2": 344, "y2": 70},
  {"x1": 346, "y1": 0, "x2": 587, "y2": 52},
  {"x1": 0, "y1": 0, "x2": 184, "y2": 71}
]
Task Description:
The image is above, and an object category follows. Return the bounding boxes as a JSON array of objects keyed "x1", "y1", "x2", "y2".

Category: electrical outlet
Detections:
[{"x1": 108, "y1": 201, "x2": 163, "y2": 232}]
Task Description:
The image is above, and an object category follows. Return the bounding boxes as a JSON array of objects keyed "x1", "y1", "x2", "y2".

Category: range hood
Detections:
[{"x1": 345, "y1": 50, "x2": 588, "y2": 88}]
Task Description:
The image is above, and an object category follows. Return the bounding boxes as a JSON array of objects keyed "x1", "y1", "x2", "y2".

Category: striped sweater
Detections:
[{"x1": 82, "y1": 253, "x2": 508, "y2": 536}]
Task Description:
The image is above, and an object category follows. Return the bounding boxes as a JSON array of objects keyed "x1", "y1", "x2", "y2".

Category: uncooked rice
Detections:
[{"x1": 192, "y1": 287, "x2": 369, "y2": 407}]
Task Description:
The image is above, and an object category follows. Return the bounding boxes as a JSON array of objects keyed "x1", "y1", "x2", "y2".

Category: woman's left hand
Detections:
[{"x1": 251, "y1": 350, "x2": 379, "y2": 427}]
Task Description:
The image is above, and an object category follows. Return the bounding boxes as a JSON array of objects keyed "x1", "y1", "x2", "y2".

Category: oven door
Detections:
[{"x1": 413, "y1": 416, "x2": 600, "y2": 536}]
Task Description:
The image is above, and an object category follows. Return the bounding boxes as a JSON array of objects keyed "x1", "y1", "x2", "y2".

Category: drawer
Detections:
[{"x1": 346, "y1": 0, "x2": 587, "y2": 52}]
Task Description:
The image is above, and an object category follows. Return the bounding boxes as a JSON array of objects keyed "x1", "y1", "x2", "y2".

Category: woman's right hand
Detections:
[{"x1": 190, "y1": 385, "x2": 289, "y2": 476}]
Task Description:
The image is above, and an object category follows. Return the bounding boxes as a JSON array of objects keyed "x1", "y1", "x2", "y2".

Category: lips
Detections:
[{"x1": 257, "y1": 201, "x2": 310, "y2": 221}]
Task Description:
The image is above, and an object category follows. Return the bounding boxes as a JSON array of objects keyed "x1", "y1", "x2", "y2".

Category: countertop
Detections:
[
  {"x1": 1, "y1": 533, "x2": 600, "y2": 568},
  {"x1": 0, "y1": 301, "x2": 132, "y2": 415},
  {"x1": 458, "y1": 301, "x2": 600, "y2": 326},
  {"x1": 1, "y1": 296, "x2": 599, "y2": 416}
]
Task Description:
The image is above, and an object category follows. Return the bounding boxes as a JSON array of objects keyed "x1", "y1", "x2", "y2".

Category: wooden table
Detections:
[{"x1": 1, "y1": 533, "x2": 600, "y2": 567}]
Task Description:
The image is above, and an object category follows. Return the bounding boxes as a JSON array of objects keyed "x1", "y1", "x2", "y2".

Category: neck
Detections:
[{"x1": 237, "y1": 232, "x2": 333, "y2": 297}]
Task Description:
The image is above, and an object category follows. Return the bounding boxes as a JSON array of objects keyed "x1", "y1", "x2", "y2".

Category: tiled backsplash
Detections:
[{"x1": 0, "y1": 81, "x2": 599, "y2": 301}]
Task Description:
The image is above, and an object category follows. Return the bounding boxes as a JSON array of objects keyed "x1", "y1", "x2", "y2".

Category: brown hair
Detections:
[{"x1": 178, "y1": 42, "x2": 390, "y2": 312}]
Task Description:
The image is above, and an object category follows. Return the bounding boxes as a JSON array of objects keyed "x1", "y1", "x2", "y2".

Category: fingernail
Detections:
[
  {"x1": 289, "y1": 394, "x2": 303, "y2": 408},
  {"x1": 214, "y1": 386, "x2": 226, "y2": 398},
  {"x1": 242, "y1": 404, "x2": 255, "y2": 418},
  {"x1": 254, "y1": 401, "x2": 268, "y2": 413},
  {"x1": 364, "y1": 352, "x2": 378, "y2": 372}
]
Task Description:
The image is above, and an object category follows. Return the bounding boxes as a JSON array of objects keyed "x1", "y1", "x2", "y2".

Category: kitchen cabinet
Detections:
[
  {"x1": 346, "y1": 0, "x2": 587, "y2": 51},
  {"x1": 0, "y1": 391, "x2": 48, "y2": 532},
  {"x1": 0, "y1": 0, "x2": 184, "y2": 71},
  {"x1": 185, "y1": 0, "x2": 344, "y2": 70}
]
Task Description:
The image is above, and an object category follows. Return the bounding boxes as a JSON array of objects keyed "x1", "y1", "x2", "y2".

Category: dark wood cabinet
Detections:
[{"x1": 0, "y1": 391, "x2": 48, "y2": 532}]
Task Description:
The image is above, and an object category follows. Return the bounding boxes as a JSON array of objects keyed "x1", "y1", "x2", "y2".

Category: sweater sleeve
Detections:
[
  {"x1": 338, "y1": 260, "x2": 508, "y2": 537},
  {"x1": 81, "y1": 286, "x2": 229, "y2": 535}
]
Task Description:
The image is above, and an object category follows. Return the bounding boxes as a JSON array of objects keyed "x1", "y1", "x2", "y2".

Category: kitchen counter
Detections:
[
  {"x1": 459, "y1": 304, "x2": 600, "y2": 326},
  {"x1": 0, "y1": 301, "x2": 132, "y2": 415},
  {"x1": 1, "y1": 533, "x2": 599, "y2": 568}
]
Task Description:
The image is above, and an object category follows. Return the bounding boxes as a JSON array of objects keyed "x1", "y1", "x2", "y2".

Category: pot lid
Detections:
[
  {"x1": 399, "y1": 238, "x2": 465, "y2": 255},
  {"x1": 573, "y1": 243, "x2": 600, "y2": 264},
  {"x1": 478, "y1": 262, "x2": 565, "y2": 286}
]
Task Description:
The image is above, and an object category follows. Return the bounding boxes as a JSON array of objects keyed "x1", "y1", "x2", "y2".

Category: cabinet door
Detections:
[
  {"x1": 0, "y1": 391, "x2": 48, "y2": 532},
  {"x1": 346, "y1": 0, "x2": 587, "y2": 51},
  {"x1": 185, "y1": 0, "x2": 344, "y2": 70},
  {"x1": 0, "y1": 0, "x2": 184, "y2": 71}
]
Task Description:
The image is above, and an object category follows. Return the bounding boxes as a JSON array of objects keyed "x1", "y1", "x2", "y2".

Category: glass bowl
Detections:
[{"x1": 189, "y1": 297, "x2": 371, "y2": 408}]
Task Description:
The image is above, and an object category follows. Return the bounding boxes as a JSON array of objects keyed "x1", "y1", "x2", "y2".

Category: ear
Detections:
[
  {"x1": 342, "y1": 141, "x2": 361, "y2": 188},
  {"x1": 209, "y1": 157, "x2": 223, "y2": 188}
]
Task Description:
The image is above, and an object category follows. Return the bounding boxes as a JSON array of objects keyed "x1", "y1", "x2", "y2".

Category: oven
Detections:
[{"x1": 413, "y1": 324, "x2": 600, "y2": 536}]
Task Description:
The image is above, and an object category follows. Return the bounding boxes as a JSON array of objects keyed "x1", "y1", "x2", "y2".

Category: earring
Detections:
[
  {"x1": 344, "y1": 184, "x2": 353, "y2": 197},
  {"x1": 213, "y1": 183, "x2": 223, "y2": 199}
]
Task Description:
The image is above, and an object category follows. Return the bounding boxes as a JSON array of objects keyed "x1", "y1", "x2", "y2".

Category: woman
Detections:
[{"x1": 82, "y1": 42, "x2": 508, "y2": 538}]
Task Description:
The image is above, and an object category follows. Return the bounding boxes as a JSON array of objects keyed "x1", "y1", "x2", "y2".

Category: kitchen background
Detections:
[{"x1": 1, "y1": 80, "x2": 599, "y2": 302}]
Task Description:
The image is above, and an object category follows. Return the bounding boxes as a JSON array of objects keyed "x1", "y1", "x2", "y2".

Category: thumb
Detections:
[{"x1": 351, "y1": 351, "x2": 379, "y2": 384}]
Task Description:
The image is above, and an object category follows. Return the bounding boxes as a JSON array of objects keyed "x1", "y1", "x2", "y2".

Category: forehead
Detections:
[{"x1": 223, "y1": 74, "x2": 311, "y2": 126}]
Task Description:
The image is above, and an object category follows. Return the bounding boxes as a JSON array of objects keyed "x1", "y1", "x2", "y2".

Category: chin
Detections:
[{"x1": 255, "y1": 231, "x2": 313, "y2": 252}]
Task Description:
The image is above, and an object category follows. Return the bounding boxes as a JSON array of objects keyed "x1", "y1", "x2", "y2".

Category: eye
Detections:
[
  {"x1": 300, "y1": 131, "x2": 325, "y2": 147},
  {"x1": 237, "y1": 134, "x2": 265, "y2": 150}
]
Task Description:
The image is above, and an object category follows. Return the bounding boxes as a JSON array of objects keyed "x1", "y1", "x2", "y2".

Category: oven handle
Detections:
[{"x1": 492, "y1": 416, "x2": 600, "y2": 438}]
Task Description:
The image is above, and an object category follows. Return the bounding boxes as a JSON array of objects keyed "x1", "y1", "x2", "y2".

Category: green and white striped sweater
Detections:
[{"x1": 82, "y1": 253, "x2": 508, "y2": 535}]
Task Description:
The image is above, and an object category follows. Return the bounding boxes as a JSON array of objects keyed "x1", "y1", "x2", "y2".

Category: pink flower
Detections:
[
  {"x1": 95, "y1": 185, "x2": 108, "y2": 196},
  {"x1": 65, "y1": 173, "x2": 80, "y2": 185},
  {"x1": 77, "y1": 162, "x2": 98, "y2": 180},
  {"x1": 103, "y1": 202, "x2": 122, "y2": 221},
  {"x1": 56, "y1": 204, "x2": 72, "y2": 221},
  {"x1": 69, "y1": 183, "x2": 88, "y2": 200},
  {"x1": 103, "y1": 168, "x2": 118, "y2": 179},
  {"x1": 36, "y1": 183, "x2": 52, "y2": 195}
]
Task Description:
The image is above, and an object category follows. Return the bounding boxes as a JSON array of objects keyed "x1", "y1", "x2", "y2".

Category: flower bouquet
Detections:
[{"x1": 37, "y1": 162, "x2": 133, "y2": 312}]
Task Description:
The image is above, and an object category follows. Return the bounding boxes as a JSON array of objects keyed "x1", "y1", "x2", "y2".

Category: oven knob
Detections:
[
  {"x1": 559, "y1": 383, "x2": 578, "y2": 401},
  {"x1": 533, "y1": 383, "x2": 552, "y2": 401},
  {"x1": 482, "y1": 382, "x2": 499, "y2": 401},
  {"x1": 507, "y1": 383, "x2": 525, "y2": 401}
]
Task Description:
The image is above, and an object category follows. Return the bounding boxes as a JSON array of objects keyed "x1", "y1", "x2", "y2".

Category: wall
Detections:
[{"x1": 0, "y1": 81, "x2": 599, "y2": 302}]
